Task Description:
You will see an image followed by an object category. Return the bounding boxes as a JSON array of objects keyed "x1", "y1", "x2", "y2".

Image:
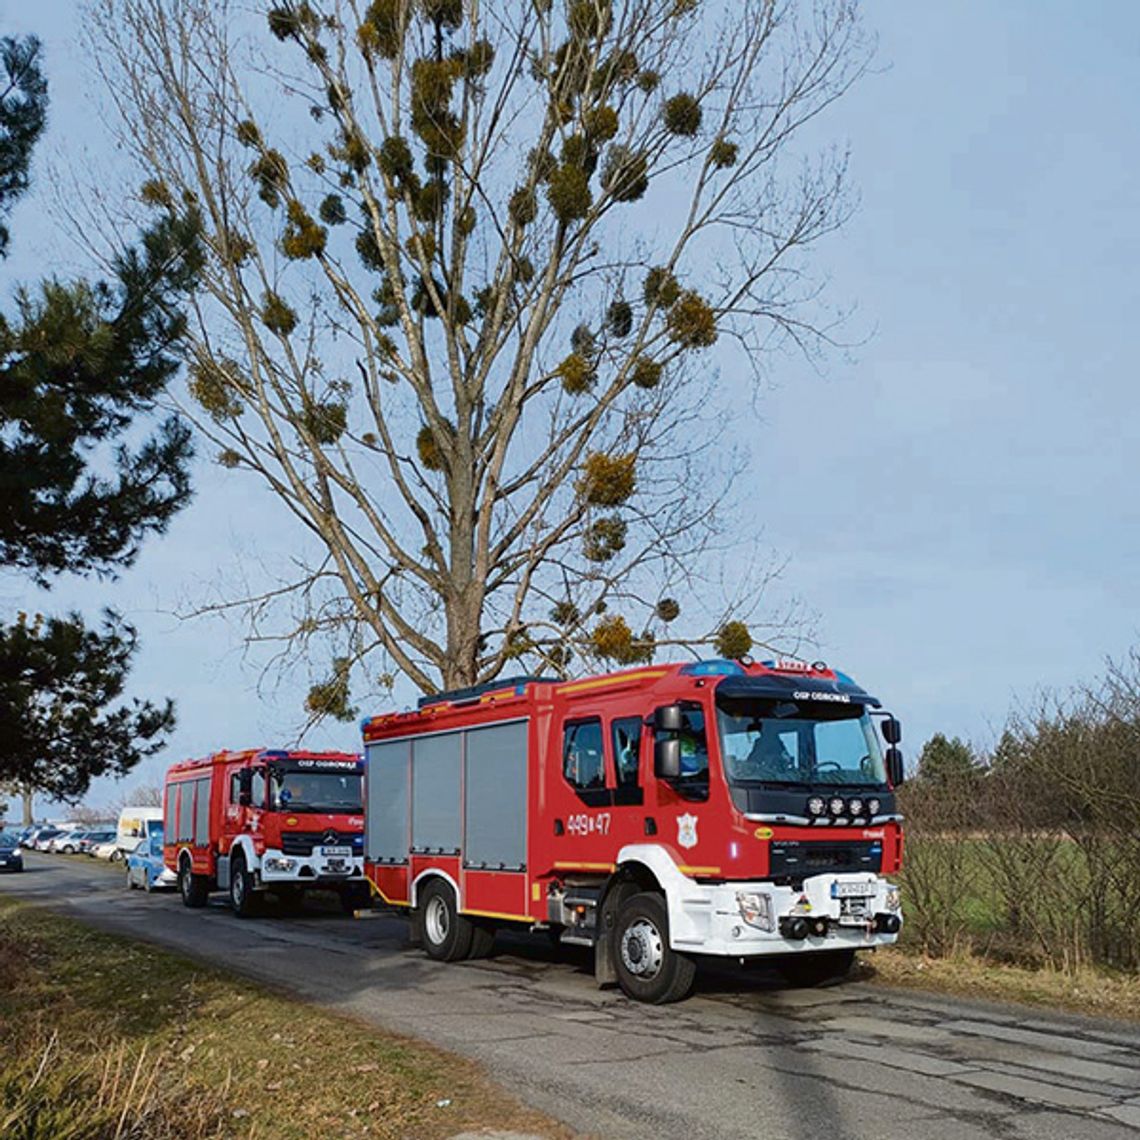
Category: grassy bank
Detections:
[
  {"x1": 0, "y1": 895, "x2": 569, "y2": 1140},
  {"x1": 856, "y1": 945, "x2": 1140, "y2": 1022}
]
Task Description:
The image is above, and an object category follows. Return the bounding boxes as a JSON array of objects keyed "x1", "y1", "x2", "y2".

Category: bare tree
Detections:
[{"x1": 87, "y1": 0, "x2": 869, "y2": 706}]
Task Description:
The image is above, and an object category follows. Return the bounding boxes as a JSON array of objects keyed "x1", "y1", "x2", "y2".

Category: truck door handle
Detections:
[
  {"x1": 644, "y1": 817, "x2": 657, "y2": 836},
  {"x1": 554, "y1": 819, "x2": 564, "y2": 836}
]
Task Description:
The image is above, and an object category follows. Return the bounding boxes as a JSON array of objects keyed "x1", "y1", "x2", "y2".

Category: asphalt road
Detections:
[{"x1": 4, "y1": 852, "x2": 1140, "y2": 1140}]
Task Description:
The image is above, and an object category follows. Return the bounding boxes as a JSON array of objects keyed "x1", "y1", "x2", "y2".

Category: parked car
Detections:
[
  {"x1": 125, "y1": 836, "x2": 176, "y2": 892},
  {"x1": 0, "y1": 831, "x2": 24, "y2": 873},
  {"x1": 31, "y1": 828, "x2": 63, "y2": 851},
  {"x1": 49, "y1": 829, "x2": 89, "y2": 854},
  {"x1": 90, "y1": 838, "x2": 121, "y2": 860},
  {"x1": 78, "y1": 829, "x2": 116, "y2": 855}
]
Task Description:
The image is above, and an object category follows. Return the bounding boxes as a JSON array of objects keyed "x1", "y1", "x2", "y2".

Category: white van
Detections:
[{"x1": 115, "y1": 807, "x2": 164, "y2": 861}]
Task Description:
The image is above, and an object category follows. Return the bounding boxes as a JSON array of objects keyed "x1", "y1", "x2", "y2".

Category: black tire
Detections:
[
  {"x1": 778, "y1": 948, "x2": 856, "y2": 988},
  {"x1": 613, "y1": 892, "x2": 696, "y2": 1004},
  {"x1": 229, "y1": 852, "x2": 258, "y2": 917},
  {"x1": 417, "y1": 879, "x2": 474, "y2": 962},
  {"x1": 179, "y1": 858, "x2": 209, "y2": 908}
]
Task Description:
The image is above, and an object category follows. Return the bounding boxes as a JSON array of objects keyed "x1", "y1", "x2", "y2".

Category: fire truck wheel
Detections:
[
  {"x1": 613, "y1": 892, "x2": 696, "y2": 1004},
  {"x1": 418, "y1": 879, "x2": 475, "y2": 962},
  {"x1": 777, "y1": 948, "x2": 855, "y2": 988},
  {"x1": 229, "y1": 852, "x2": 259, "y2": 918},
  {"x1": 178, "y1": 858, "x2": 209, "y2": 908}
]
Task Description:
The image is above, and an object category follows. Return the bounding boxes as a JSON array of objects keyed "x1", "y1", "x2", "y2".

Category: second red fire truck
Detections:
[
  {"x1": 360, "y1": 657, "x2": 905, "y2": 1003},
  {"x1": 164, "y1": 748, "x2": 368, "y2": 915}
]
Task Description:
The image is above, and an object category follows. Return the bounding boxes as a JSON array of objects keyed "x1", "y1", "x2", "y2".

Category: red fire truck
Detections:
[
  {"x1": 163, "y1": 749, "x2": 368, "y2": 916},
  {"x1": 361, "y1": 658, "x2": 905, "y2": 1003}
]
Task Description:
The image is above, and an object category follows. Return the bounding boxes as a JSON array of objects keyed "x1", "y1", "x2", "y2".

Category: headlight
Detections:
[
  {"x1": 264, "y1": 857, "x2": 297, "y2": 872},
  {"x1": 867, "y1": 798, "x2": 881, "y2": 816},
  {"x1": 848, "y1": 798, "x2": 864, "y2": 816},
  {"x1": 885, "y1": 886, "x2": 901, "y2": 912},
  {"x1": 736, "y1": 890, "x2": 775, "y2": 932},
  {"x1": 828, "y1": 797, "x2": 845, "y2": 816},
  {"x1": 807, "y1": 796, "x2": 825, "y2": 816}
]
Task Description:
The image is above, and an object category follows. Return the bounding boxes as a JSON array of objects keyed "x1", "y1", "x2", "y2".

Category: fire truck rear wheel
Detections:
[
  {"x1": 778, "y1": 948, "x2": 855, "y2": 988},
  {"x1": 229, "y1": 852, "x2": 258, "y2": 918},
  {"x1": 178, "y1": 858, "x2": 209, "y2": 908},
  {"x1": 613, "y1": 892, "x2": 696, "y2": 1004},
  {"x1": 418, "y1": 879, "x2": 476, "y2": 962}
]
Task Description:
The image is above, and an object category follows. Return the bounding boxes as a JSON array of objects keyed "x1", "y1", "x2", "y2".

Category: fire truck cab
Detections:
[
  {"x1": 164, "y1": 749, "x2": 367, "y2": 916},
  {"x1": 362, "y1": 658, "x2": 904, "y2": 1003}
]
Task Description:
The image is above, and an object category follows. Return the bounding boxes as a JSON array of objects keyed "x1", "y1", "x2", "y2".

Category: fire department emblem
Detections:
[{"x1": 677, "y1": 813, "x2": 698, "y2": 850}]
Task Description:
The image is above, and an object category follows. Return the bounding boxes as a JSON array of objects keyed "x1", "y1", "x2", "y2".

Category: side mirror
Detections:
[
  {"x1": 238, "y1": 768, "x2": 253, "y2": 807},
  {"x1": 885, "y1": 747, "x2": 905, "y2": 787},
  {"x1": 654, "y1": 738, "x2": 681, "y2": 780},
  {"x1": 654, "y1": 704, "x2": 684, "y2": 733},
  {"x1": 881, "y1": 716, "x2": 902, "y2": 745}
]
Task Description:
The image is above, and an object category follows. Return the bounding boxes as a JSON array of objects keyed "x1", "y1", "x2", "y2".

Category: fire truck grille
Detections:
[
  {"x1": 768, "y1": 840, "x2": 882, "y2": 881},
  {"x1": 280, "y1": 831, "x2": 356, "y2": 856}
]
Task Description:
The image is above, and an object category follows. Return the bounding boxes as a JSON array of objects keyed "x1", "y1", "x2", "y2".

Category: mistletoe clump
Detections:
[
  {"x1": 630, "y1": 356, "x2": 662, "y2": 389},
  {"x1": 714, "y1": 620, "x2": 752, "y2": 660},
  {"x1": 550, "y1": 600, "x2": 580, "y2": 626},
  {"x1": 606, "y1": 299, "x2": 632, "y2": 337},
  {"x1": 710, "y1": 136, "x2": 738, "y2": 169},
  {"x1": 416, "y1": 420, "x2": 455, "y2": 471},
  {"x1": 305, "y1": 656, "x2": 357, "y2": 722},
  {"x1": 281, "y1": 199, "x2": 328, "y2": 259},
  {"x1": 583, "y1": 515, "x2": 627, "y2": 562},
  {"x1": 546, "y1": 163, "x2": 592, "y2": 225},
  {"x1": 655, "y1": 597, "x2": 681, "y2": 622},
  {"x1": 249, "y1": 149, "x2": 289, "y2": 208},
  {"x1": 261, "y1": 291, "x2": 298, "y2": 336},
  {"x1": 357, "y1": 0, "x2": 405, "y2": 61},
  {"x1": 188, "y1": 357, "x2": 244, "y2": 421},
  {"x1": 579, "y1": 452, "x2": 636, "y2": 506},
  {"x1": 600, "y1": 145, "x2": 648, "y2": 202},
  {"x1": 556, "y1": 352, "x2": 596, "y2": 394},
  {"x1": 302, "y1": 400, "x2": 347, "y2": 445},
  {"x1": 591, "y1": 615, "x2": 654, "y2": 665},
  {"x1": 643, "y1": 266, "x2": 680, "y2": 307},
  {"x1": 666, "y1": 290, "x2": 717, "y2": 348},
  {"x1": 663, "y1": 92, "x2": 702, "y2": 137}
]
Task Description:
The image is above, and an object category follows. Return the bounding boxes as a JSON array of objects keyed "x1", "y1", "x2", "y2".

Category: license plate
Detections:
[
  {"x1": 833, "y1": 880, "x2": 876, "y2": 899},
  {"x1": 320, "y1": 845, "x2": 352, "y2": 858}
]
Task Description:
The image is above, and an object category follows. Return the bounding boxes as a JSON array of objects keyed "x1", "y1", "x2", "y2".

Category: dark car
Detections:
[{"x1": 0, "y1": 831, "x2": 24, "y2": 872}]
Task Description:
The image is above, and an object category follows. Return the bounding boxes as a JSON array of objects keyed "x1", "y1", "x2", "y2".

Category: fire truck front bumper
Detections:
[
  {"x1": 671, "y1": 872, "x2": 902, "y2": 958},
  {"x1": 259, "y1": 848, "x2": 365, "y2": 884}
]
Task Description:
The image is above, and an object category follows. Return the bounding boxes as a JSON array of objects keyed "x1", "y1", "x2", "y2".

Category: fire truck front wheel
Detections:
[
  {"x1": 229, "y1": 852, "x2": 259, "y2": 918},
  {"x1": 418, "y1": 879, "x2": 486, "y2": 962},
  {"x1": 178, "y1": 857, "x2": 209, "y2": 908},
  {"x1": 613, "y1": 892, "x2": 697, "y2": 1004}
]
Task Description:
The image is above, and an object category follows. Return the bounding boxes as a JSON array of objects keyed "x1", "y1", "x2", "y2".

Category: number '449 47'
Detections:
[{"x1": 566, "y1": 812, "x2": 611, "y2": 837}]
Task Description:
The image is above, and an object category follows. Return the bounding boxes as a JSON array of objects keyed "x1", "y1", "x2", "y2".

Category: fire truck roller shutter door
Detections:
[
  {"x1": 193, "y1": 777, "x2": 210, "y2": 846},
  {"x1": 464, "y1": 721, "x2": 527, "y2": 871},
  {"x1": 412, "y1": 733, "x2": 462, "y2": 855},
  {"x1": 366, "y1": 740, "x2": 411, "y2": 862}
]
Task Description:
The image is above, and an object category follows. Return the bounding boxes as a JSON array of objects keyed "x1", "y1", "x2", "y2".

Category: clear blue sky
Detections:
[{"x1": 3, "y1": 1, "x2": 1138, "y2": 813}]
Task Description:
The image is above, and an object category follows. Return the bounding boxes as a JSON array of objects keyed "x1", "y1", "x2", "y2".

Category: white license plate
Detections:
[
  {"x1": 833, "y1": 880, "x2": 876, "y2": 899},
  {"x1": 320, "y1": 845, "x2": 352, "y2": 858}
]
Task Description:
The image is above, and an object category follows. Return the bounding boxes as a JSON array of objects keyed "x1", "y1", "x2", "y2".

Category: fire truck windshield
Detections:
[
  {"x1": 268, "y1": 766, "x2": 363, "y2": 813},
  {"x1": 715, "y1": 698, "x2": 887, "y2": 788}
]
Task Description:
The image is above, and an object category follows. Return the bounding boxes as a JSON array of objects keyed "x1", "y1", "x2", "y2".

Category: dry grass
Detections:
[
  {"x1": 855, "y1": 945, "x2": 1140, "y2": 1022},
  {"x1": 0, "y1": 896, "x2": 572, "y2": 1140}
]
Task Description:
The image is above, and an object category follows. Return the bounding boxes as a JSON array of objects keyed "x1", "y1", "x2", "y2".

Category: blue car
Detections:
[
  {"x1": 125, "y1": 836, "x2": 176, "y2": 892},
  {"x1": 0, "y1": 831, "x2": 24, "y2": 872}
]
